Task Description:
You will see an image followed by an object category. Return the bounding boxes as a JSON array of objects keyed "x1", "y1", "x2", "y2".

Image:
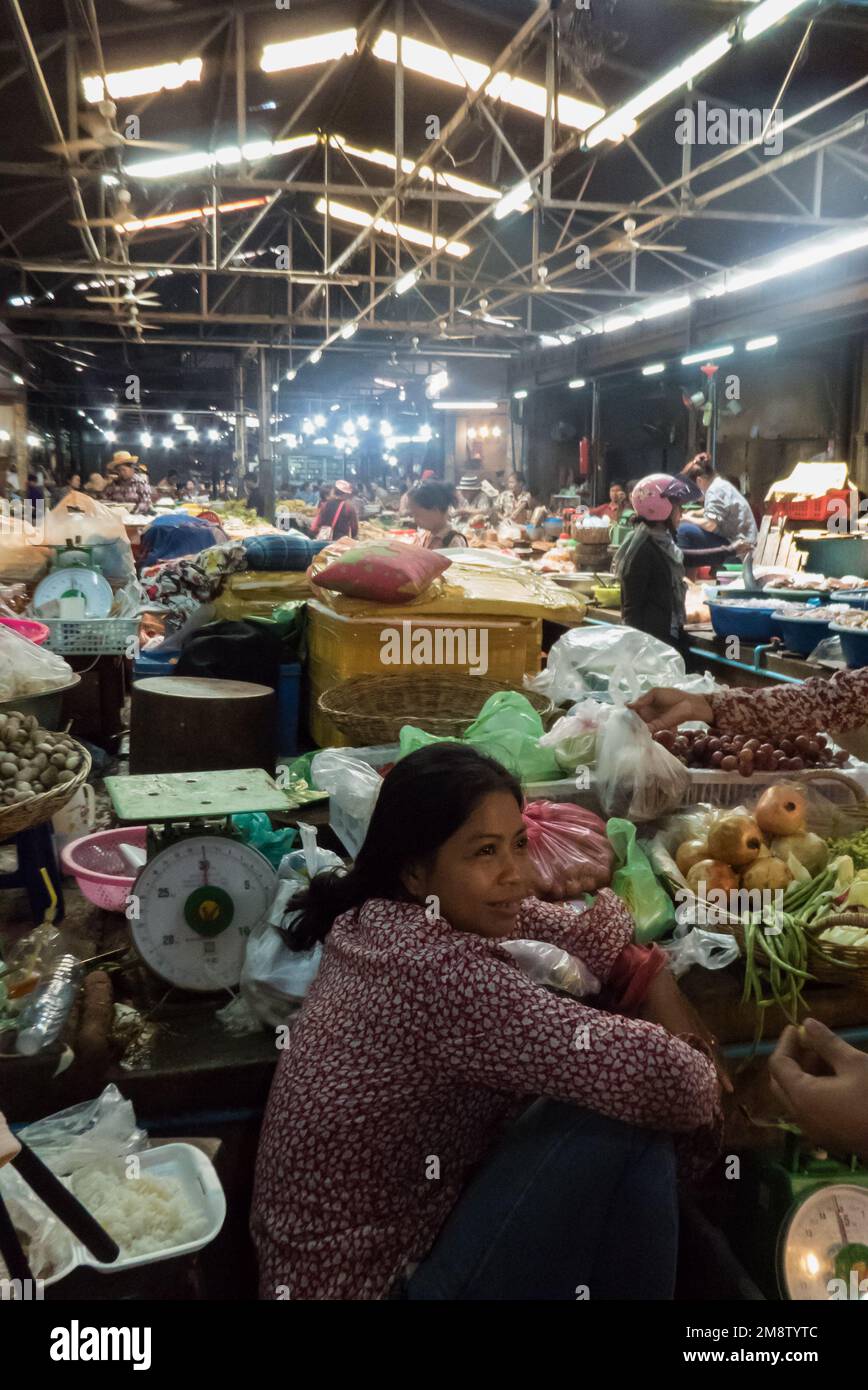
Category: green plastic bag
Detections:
[
  {"x1": 606, "y1": 817, "x2": 675, "y2": 943},
  {"x1": 231, "y1": 812, "x2": 297, "y2": 869},
  {"x1": 399, "y1": 691, "x2": 564, "y2": 783}
]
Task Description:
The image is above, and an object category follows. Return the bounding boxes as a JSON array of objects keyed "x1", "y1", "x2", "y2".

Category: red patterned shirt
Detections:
[
  {"x1": 710, "y1": 666, "x2": 868, "y2": 737},
  {"x1": 251, "y1": 892, "x2": 721, "y2": 1301}
]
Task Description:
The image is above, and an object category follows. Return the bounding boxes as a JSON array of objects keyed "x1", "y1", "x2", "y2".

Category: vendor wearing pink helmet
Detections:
[{"x1": 613, "y1": 474, "x2": 695, "y2": 651}]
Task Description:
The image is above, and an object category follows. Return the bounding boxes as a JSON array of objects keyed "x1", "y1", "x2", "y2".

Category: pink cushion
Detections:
[{"x1": 312, "y1": 541, "x2": 450, "y2": 603}]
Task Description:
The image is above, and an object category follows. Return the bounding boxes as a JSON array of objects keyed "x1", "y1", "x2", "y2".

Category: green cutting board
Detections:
[{"x1": 106, "y1": 768, "x2": 291, "y2": 823}]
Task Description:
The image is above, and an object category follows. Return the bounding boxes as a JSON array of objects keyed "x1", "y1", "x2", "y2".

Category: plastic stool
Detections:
[{"x1": 0, "y1": 821, "x2": 65, "y2": 924}]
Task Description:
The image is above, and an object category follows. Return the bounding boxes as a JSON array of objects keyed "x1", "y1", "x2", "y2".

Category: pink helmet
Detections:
[{"x1": 630, "y1": 473, "x2": 692, "y2": 522}]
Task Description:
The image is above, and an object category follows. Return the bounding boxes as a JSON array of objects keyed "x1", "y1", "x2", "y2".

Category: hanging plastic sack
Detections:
[
  {"x1": 523, "y1": 800, "x2": 614, "y2": 898},
  {"x1": 538, "y1": 700, "x2": 611, "y2": 770},
  {"x1": 400, "y1": 691, "x2": 563, "y2": 783},
  {"x1": 526, "y1": 625, "x2": 686, "y2": 704},
  {"x1": 43, "y1": 492, "x2": 135, "y2": 582},
  {"x1": 310, "y1": 749, "x2": 383, "y2": 821},
  {"x1": 0, "y1": 623, "x2": 74, "y2": 700},
  {"x1": 607, "y1": 817, "x2": 676, "y2": 943},
  {"x1": 596, "y1": 661, "x2": 690, "y2": 822},
  {"x1": 497, "y1": 939, "x2": 601, "y2": 998}
]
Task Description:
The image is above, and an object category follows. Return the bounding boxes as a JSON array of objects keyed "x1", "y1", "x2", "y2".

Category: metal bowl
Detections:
[{"x1": 0, "y1": 675, "x2": 81, "y2": 730}]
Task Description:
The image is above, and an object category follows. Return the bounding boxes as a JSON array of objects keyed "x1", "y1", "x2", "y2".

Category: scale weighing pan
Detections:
[
  {"x1": 32, "y1": 567, "x2": 113, "y2": 619},
  {"x1": 105, "y1": 767, "x2": 291, "y2": 823}
]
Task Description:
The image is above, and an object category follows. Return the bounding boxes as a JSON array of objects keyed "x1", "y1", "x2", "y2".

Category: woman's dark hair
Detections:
[
  {"x1": 408, "y1": 479, "x2": 457, "y2": 513},
  {"x1": 285, "y1": 744, "x2": 523, "y2": 950},
  {"x1": 510, "y1": 471, "x2": 527, "y2": 488}
]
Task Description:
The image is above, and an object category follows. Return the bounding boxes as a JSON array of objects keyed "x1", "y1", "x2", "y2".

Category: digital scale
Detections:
[
  {"x1": 730, "y1": 1136, "x2": 868, "y2": 1300},
  {"x1": 105, "y1": 768, "x2": 289, "y2": 993}
]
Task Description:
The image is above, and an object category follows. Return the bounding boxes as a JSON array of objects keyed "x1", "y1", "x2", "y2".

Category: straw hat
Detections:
[
  {"x1": 458, "y1": 474, "x2": 481, "y2": 489},
  {"x1": 109, "y1": 450, "x2": 139, "y2": 468},
  {"x1": 86, "y1": 472, "x2": 107, "y2": 492},
  {"x1": 334, "y1": 478, "x2": 354, "y2": 495}
]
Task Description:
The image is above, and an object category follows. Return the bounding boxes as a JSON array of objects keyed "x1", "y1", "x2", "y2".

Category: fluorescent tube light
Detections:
[
  {"x1": 642, "y1": 363, "x2": 666, "y2": 376},
  {"x1": 285, "y1": 370, "x2": 297, "y2": 382},
  {"x1": 328, "y1": 135, "x2": 499, "y2": 199},
  {"x1": 117, "y1": 197, "x2": 266, "y2": 234},
  {"x1": 127, "y1": 134, "x2": 317, "y2": 181},
  {"x1": 742, "y1": 0, "x2": 812, "y2": 43},
  {"x1": 307, "y1": 349, "x2": 323, "y2": 365},
  {"x1": 394, "y1": 268, "x2": 420, "y2": 295},
  {"x1": 315, "y1": 197, "x2": 470, "y2": 258},
  {"x1": 636, "y1": 294, "x2": 691, "y2": 321},
  {"x1": 339, "y1": 322, "x2": 358, "y2": 339},
  {"x1": 568, "y1": 378, "x2": 587, "y2": 390},
  {"x1": 681, "y1": 345, "x2": 734, "y2": 364},
  {"x1": 746, "y1": 335, "x2": 778, "y2": 351},
  {"x1": 373, "y1": 31, "x2": 602, "y2": 132},
  {"x1": 513, "y1": 389, "x2": 528, "y2": 400},
  {"x1": 602, "y1": 314, "x2": 637, "y2": 333},
  {"x1": 83, "y1": 58, "x2": 202, "y2": 104},
  {"x1": 261, "y1": 29, "x2": 357, "y2": 73},
  {"x1": 585, "y1": 31, "x2": 731, "y2": 148},
  {"x1": 494, "y1": 179, "x2": 532, "y2": 221},
  {"x1": 432, "y1": 400, "x2": 498, "y2": 411}
]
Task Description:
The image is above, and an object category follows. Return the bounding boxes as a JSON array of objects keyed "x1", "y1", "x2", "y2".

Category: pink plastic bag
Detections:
[{"x1": 523, "y1": 800, "x2": 614, "y2": 900}]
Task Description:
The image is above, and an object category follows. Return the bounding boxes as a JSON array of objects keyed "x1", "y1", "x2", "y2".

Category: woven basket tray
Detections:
[
  {"x1": 573, "y1": 525, "x2": 611, "y2": 546},
  {"x1": 318, "y1": 673, "x2": 555, "y2": 746},
  {"x1": 0, "y1": 745, "x2": 92, "y2": 840}
]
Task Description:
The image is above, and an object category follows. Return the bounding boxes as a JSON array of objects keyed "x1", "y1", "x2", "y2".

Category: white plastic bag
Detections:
[
  {"x1": 498, "y1": 939, "x2": 601, "y2": 998},
  {"x1": 595, "y1": 664, "x2": 690, "y2": 822},
  {"x1": 662, "y1": 919, "x2": 740, "y2": 979},
  {"x1": 240, "y1": 825, "x2": 341, "y2": 1026},
  {"x1": 0, "y1": 1162, "x2": 75, "y2": 1282},
  {"x1": 527, "y1": 625, "x2": 686, "y2": 704},
  {"x1": 16, "y1": 1083, "x2": 146, "y2": 1176},
  {"x1": 310, "y1": 749, "x2": 382, "y2": 821},
  {"x1": 43, "y1": 492, "x2": 135, "y2": 582},
  {"x1": 0, "y1": 624, "x2": 74, "y2": 697}
]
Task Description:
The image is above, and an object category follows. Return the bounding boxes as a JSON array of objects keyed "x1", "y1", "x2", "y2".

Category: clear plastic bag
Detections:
[
  {"x1": 310, "y1": 749, "x2": 382, "y2": 821},
  {"x1": 596, "y1": 706, "x2": 690, "y2": 821},
  {"x1": 0, "y1": 623, "x2": 73, "y2": 698},
  {"x1": 0, "y1": 1161, "x2": 75, "y2": 1282},
  {"x1": 537, "y1": 700, "x2": 611, "y2": 770},
  {"x1": 527, "y1": 625, "x2": 686, "y2": 704},
  {"x1": 44, "y1": 492, "x2": 135, "y2": 582},
  {"x1": 16, "y1": 1083, "x2": 146, "y2": 1176},
  {"x1": 662, "y1": 920, "x2": 740, "y2": 979},
  {"x1": 523, "y1": 800, "x2": 614, "y2": 897},
  {"x1": 498, "y1": 939, "x2": 601, "y2": 998}
]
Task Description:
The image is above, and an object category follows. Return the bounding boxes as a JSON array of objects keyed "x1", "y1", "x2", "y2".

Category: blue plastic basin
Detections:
[
  {"x1": 830, "y1": 622, "x2": 868, "y2": 669},
  {"x1": 708, "y1": 602, "x2": 779, "y2": 643},
  {"x1": 772, "y1": 613, "x2": 833, "y2": 657}
]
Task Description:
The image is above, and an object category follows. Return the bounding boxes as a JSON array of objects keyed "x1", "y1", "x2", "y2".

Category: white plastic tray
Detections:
[{"x1": 44, "y1": 1142, "x2": 226, "y2": 1286}]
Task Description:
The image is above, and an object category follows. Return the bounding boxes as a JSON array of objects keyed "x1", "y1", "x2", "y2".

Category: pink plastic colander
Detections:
[
  {"x1": 60, "y1": 826, "x2": 147, "y2": 912},
  {"x1": 0, "y1": 616, "x2": 49, "y2": 645}
]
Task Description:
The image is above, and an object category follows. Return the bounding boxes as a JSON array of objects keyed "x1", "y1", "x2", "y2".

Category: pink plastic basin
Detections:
[
  {"x1": 61, "y1": 826, "x2": 147, "y2": 912},
  {"x1": 0, "y1": 616, "x2": 49, "y2": 645}
]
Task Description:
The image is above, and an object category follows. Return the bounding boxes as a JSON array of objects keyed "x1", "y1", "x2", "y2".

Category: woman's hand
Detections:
[
  {"x1": 769, "y1": 1018, "x2": 868, "y2": 1157},
  {"x1": 629, "y1": 687, "x2": 714, "y2": 733},
  {"x1": 639, "y1": 970, "x2": 733, "y2": 1094}
]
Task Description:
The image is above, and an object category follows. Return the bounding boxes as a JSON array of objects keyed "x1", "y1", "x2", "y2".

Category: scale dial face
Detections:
[
  {"x1": 131, "y1": 835, "x2": 276, "y2": 992},
  {"x1": 781, "y1": 1184, "x2": 868, "y2": 1300}
]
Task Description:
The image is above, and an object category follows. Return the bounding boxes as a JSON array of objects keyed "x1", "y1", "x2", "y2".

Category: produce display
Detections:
[
  {"x1": 832, "y1": 610, "x2": 868, "y2": 629},
  {"x1": 665, "y1": 786, "x2": 866, "y2": 1030},
  {"x1": 652, "y1": 726, "x2": 847, "y2": 774},
  {"x1": 0, "y1": 713, "x2": 85, "y2": 804}
]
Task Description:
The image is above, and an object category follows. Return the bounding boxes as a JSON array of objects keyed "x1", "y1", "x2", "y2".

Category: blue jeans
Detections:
[
  {"x1": 405, "y1": 1100, "x2": 678, "y2": 1301},
  {"x1": 676, "y1": 520, "x2": 731, "y2": 558}
]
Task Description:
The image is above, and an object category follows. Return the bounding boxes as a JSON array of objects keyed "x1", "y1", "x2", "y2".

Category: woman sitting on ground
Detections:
[{"x1": 252, "y1": 744, "x2": 723, "y2": 1302}]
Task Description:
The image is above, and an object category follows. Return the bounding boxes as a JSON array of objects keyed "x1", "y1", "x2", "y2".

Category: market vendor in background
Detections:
[
  {"x1": 454, "y1": 471, "x2": 494, "y2": 524},
  {"x1": 252, "y1": 744, "x2": 722, "y2": 1302},
  {"x1": 101, "y1": 450, "x2": 152, "y2": 511},
  {"x1": 313, "y1": 478, "x2": 359, "y2": 541},
  {"x1": 407, "y1": 479, "x2": 468, "y2": 551},
  {"x1": 675, "y1": 453, "x2": 757, "y2": 563},
  {"x1": 615, "y1": 475, "x2": 696, "y2": 653},
  {"x1": 494, "y1": 470, "x2": 533, "y2": 524},
  {"x1": 399, "y1": 468, "x2": 435, "y2": 516},
  {"x1": 154, "y1": 469, "x2": 180, "y2": 500},
  {"x1": 589, "y1": 481, "x2": 628, "y2": 522},
  {"x1": 84, "y1": 471, "x2": 107, "y2": 498}
]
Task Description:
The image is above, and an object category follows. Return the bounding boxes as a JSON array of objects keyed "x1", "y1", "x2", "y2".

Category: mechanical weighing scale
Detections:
[
  {"x1": 105, "y1": 768, "x2": 290, "y2": 993},
  {"x1": 729, "y1": 1132, "x2": 868, "y2": 1300}
]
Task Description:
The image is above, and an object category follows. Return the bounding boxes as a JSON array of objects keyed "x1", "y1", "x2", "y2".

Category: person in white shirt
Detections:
[{"x1": 676, "y1": 454, "x2": 756, "y2": 566}]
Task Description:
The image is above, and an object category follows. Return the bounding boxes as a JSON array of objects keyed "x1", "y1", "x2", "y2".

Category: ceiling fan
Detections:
[
  {"x1": 597, "y1": 217, "x2": 686, "y2": 257},
  {"x1": 45, "y1": 100, "x2": 188, "y2": 158},
  {"x1": 70, "y1": 186, "x2": 142, "y2": 232}
]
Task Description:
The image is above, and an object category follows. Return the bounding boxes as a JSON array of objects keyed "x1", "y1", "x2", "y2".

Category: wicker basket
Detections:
[
  {"x1": 0, "y1": 745, "x2": 92, "y2": 840},
  {"x1": 318, "y1": 674, "x2": 555, "y2": 746},
  {"x1": 573, "y1": 524, "x2": 612, "y2": 546}
]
